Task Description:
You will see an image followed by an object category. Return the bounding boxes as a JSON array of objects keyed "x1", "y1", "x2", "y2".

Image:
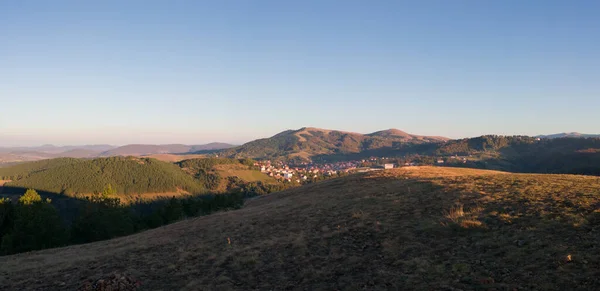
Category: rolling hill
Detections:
[
  {"x1": 99, "y1": 143, "x2": 236, "y2": 157},
  {"x1": 0, "y1": 156, "x2": 278, "y2": 199},
  {"x1": 537, "y1": 132, "x2": 600, "y2": 139},
  {"x1": 2, "y1": 167, "x2": 600, "y2": 290},
  {"x1": 0, "y1": 151, "x2": 57, "y2": 164},
  {"x1": 0, "y1": 143, "x2": 235, "y2": 165},
  {"x1": 220, "y1": 127, "x2": 448, "y2": 162},
  {"x1": 0, "y1": 144, "x2": 115, "y2": 154},
  {"x1": 0, "y1": 157, "x2": 205, "y2": 196},
  {"x1": 434, "y1": 135, "x2": 600, "y2": 175}
]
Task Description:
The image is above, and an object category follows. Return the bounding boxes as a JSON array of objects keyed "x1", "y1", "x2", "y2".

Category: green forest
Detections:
[
  {"x1": 0, "y1": 188, "x2": 245, "y2": 255},
  {"x1": 1, "y1": 157, "x2": 205, "y2": 195},
  {"x1": 0, "y1": 157, "x2": 294, "y2": 255}
]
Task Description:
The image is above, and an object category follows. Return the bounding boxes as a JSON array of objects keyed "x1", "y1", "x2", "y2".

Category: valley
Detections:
[
  {"x1": 4, "y1": 2, "x2": 598, "y2": 290},
  {"x1": 1, "y1": 129, "x2": 599, "y2": 290}
]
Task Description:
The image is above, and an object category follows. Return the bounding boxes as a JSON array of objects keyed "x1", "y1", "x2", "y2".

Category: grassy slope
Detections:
[
  {"x1": 2, "y1": 167, "x2": 600, "y2": 290},
  {"x1": 213, "y1": 163, "x2": 276, "y2": 183}
]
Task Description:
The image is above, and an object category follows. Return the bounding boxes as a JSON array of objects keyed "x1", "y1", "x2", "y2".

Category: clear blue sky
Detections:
[{"x1": 1, "y1": 0, "x2": 599, "y2": 146}]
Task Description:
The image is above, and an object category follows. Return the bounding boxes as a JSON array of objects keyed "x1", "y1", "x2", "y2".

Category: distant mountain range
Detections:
[
  {"x1": 219, "y1": 127, "x2": 449, "y2": 162},
  {"x1": 2, "y1": 128, "x2": 599, "y2": 165},
  {"x1": 0, "y1": 143, "x2": 236, "y2": 164},
  {"x1": 536, "y1": 132, "x2": 600, "y2": 139},
  {"x1": 98, "y1": 143, "x2": 235, "y2": 157},
  {"x1": 0, "y1": 144, "x2": 115, "y2": 154}
]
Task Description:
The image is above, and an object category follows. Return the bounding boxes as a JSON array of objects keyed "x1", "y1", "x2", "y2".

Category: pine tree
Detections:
[
  {"x1": 1, "y1": 192, "x2": 67, "y2": 254},
  {"x1": 18, "y1": 189, "x2": 42, "y2": 205}
]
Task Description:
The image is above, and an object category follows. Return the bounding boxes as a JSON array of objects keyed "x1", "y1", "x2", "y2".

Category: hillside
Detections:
[
  {"x1": 538, "y1": 132, "x2": 600, "y2": 139},
  {"x1": 0, "y1": 151, "x2": 57, "y2": 164},
  {"x1": 0, "y1": 143, "x2": 234, "y2": 165},
  {"x1": 176, "y1": 158, "x2": 278, "y2": 193},
  {"x1": 0, "y1": 157, "x2": 278, "y2": 199},
  {"x1": 140, "y1": 153, "x2": 207, "y2": 162},
  {"x1": 0, "y1": 144, "x2": 115, "y2": 154},
  {"x1": 0, "y1": 145, "x2": 115, "y2": 164},
  {"x1": 435, "y1": 136, "x2": 600, "y2": 175},
  {"x1": 99, "y1": 143, "x2": 236, "y2": 157},
  {"x1": 3, "y1": 167, "x2": 600, "y2": 290},
  {"x1": 0, "y1": 158, "x2": 83, "y2": 180},
  {"x1": 221, "y1": 127, "x2": 448, "y2": 162},
  {"x1": 1, "y1": 157, "x2": 205, "y2": 196}
]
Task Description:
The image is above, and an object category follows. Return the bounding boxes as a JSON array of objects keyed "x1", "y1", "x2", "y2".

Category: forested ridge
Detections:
[
  {"x1": 1, "y1": 157, "x2": 205, "y2": 195},
  {"x1": 435, "y1": 136, "x2": 600, "y2": 175},
  {"x1": 0, "y1": 156, "x2": 294, "y2": 255},
  {"x1": 0, "y1": 158, "x2": 83, "y2": 180}
]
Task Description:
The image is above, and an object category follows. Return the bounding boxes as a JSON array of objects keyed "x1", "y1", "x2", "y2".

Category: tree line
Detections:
[{"x1": 0, "y1": 186, "x2": 245, "y2": 255}]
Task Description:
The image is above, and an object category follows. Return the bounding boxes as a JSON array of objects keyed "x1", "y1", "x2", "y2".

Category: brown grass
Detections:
[
  {"x1": 214, "y1": 164, "x2": 277, "y2": 184},
  {"x1": 2, "y1": 166, "x2": 600, "y2": 290}
]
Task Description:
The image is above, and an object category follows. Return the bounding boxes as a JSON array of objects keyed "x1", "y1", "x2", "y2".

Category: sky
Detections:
[{"x1": 1, "y1": 0, "x2": 599, "y2": 146}]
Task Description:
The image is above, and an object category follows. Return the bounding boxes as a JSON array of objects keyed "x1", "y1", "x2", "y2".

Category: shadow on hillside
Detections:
[
  {"x1": 0, "y1": 185, "x2": 88, "y2": 222},
  {"x1": 0, "y1": 185, "x2": 226, "y2": 224},
  {"x1": 311, "y1": 143, "x2": 438, "y2": 162}
]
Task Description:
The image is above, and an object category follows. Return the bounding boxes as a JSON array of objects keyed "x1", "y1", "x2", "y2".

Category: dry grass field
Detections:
[
  {"x1": 214, "y1": 164, "x2": 277, "y2": 184},
  {"x1": 2, "y1": 167, "x2": 600, "y2": 290}
]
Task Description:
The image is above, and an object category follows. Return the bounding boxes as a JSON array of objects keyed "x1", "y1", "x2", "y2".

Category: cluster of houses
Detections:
[
  {"x1": 444, "y1": 155, "x2": 469, "y2": 164},
  {"x1": 259, "y1": 162, "x2": 318, "y2": 183},
  {"x1": 256, "y1": 160, "x2": 360, "y2": 183},
  {"x1": 254, "y1": 155, "x2": 471, "y2": 183},
  {"x1": 256, "y1": 158, "x2": 401, "y2": 183}
]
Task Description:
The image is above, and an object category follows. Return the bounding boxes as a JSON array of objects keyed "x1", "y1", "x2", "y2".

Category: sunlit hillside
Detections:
[{"x1": 2, "y1": 167, "x2": 600, "y2": 290}]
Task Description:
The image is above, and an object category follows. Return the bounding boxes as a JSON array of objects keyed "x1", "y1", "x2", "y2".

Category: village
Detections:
[{"x1": 254, "y1": 155, "x2": 471, "y2": 183}]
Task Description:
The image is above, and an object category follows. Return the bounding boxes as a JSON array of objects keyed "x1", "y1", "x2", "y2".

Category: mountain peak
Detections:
[
  {"x1": 223, "y1": 127, "x2": 449, "y2": 161},
  {"x1": 368, "y1": 129, "x2": 411, "y2": 137}
]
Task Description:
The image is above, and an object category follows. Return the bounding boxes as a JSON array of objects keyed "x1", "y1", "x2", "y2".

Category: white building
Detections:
[
  {"x1": 384, "y1": 163, "x2": 394, "y2": 169},
  {"x1": 284, "y1": 173, "x2": 293, "y2": 179}
]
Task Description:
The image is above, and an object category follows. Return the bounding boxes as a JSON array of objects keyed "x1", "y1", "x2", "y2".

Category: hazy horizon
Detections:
[
  {"x1": 2, "y1": 1, "x2": 599, "y2": 146},
  {"x1": 1, "y1": 127, "x2": 598, "y2": 148}
]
